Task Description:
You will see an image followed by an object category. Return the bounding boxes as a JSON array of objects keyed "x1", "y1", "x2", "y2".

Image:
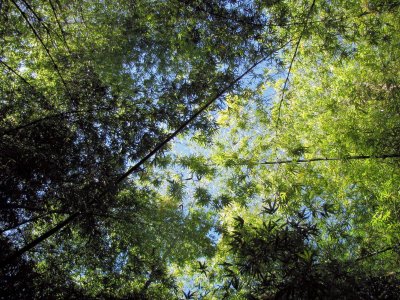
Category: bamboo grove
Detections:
[{"x1": 1, "y1": 0, "x2": 400, "y2": 299}]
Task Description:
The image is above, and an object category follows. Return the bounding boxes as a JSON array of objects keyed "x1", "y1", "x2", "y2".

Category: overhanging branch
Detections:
[{"x1": 220, "y1": 154, "x2": 400, "y2": 167}]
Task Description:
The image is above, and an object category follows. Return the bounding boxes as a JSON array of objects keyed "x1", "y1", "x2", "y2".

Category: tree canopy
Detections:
[{"x1": 1, "y1": 0, "x2": 400, "y2": 299}]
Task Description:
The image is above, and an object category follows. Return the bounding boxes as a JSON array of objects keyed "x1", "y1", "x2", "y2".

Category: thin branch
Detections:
[
  {"x1": 275, "y1": 0, "x2": 316, "y2": 128},
  {"x1": 1, "y1": 59, "x2": 32, "y2": 88},
  {"x1": 24, "y1": 0, "x2": 70, "y2": 53},
  {"x1": 0, "y1": 41, "x2": 291, "y2": 268},
  {"x1": 48, "y1": 0, "x2": 71, "y2": 53},
  {"x1": 0, "y1": 212, "x2": 80, "y2": 268},
  {"x1": 20, "y1": 0, "x2": 58, "y2": 48},
  {"x1": 1, "y1": 213, "x2": 52, "y2": 233},
  {"x1": 0, "y1": 204, "x2": 71, "y2": 214},
  {"x1": 0, "y1": 59, "x2": 41, "y2": 95},
  {"x1": 354, "y1": 245, "x2": 395, "y2": 262},
  {"x1": 10, "y1": 0, "x2": 72, "y2": 98},
  {"x1": 0, "y1": 59, "x2": 55, "y2": 117},
  {"x1": 0, "y1": 205, "x2": 48, "y2": 212},
  {"x1": 1, "y1": 108, "x2": 102, "y2": 136},
  {"x1": 226, "y1": 154, "x2": 400, "y2": 167}
]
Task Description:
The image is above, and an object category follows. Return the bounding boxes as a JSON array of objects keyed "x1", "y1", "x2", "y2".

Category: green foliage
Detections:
[
  {"x1": 170, "y1": 1, "x2": 400, "y2": 299},
  {"x1": 1, "y1": 0, "x2": 400, "y2": 299}
]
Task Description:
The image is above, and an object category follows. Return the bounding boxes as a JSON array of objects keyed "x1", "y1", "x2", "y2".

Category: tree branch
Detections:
[
  {"x1": 0, "y1": 212, "x2": 80, "y2": 268},
  {"x1": 10, "y1": 0, "x2": 72, "y2": 98},
  {"x1": 354, "y1": 245, "x2": 396, "y2": 262},
  {"x1": 1, "y1": 213, "x2": 52, "y2": 234},
  {"x1": 222, "y1": 154, "x2": 400, "y2": 167},
  {"x1": 1, "y1": 108, "x2": 101, "y2": 136},
  {"x1": 276, "y1": 0, "x2": 316, "y2": 128},
  {"x1": 20, "y1": 0, "x2": 59, "y2": 48},
  {"x1": 48, "y1": 0, "x2": 71, "y2": 53},
  {"x1": 0, "y1": 59, "x2": 43, "y2": 97}
]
